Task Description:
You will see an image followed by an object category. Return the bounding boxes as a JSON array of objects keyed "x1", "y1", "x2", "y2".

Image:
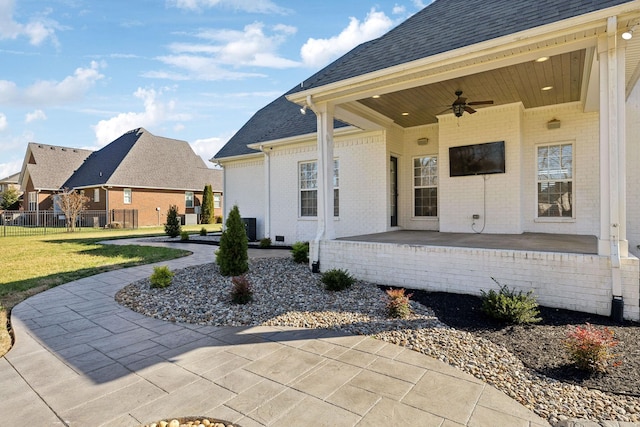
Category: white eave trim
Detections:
[
  {"x1": 246, "y1": 125, "x2": 360, "y2": 150},
  {"x1": 287, "y1": 1, "x2": 640, "y2": 104}
]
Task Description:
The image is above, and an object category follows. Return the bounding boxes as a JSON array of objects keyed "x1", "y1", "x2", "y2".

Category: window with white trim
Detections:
[
  {"x1": 413, "y1": 156, "x2": 438, "y2": 217},
  {"x1": 94, "y1": 188, "x2": 100, "y2": 203},
  {"x1": 185, "y1": 191, "x2": 194, "y2": 208},
  {"x1": 214, "y1": 194, "x2": 221, "y2": 209},
  {"x1": 537, "y1": 143, "x2": 573, "y2": 218},
  {"x1": 28, "y1": 192, "x2": 37, "y2": 211},
  {"x1": 299, "y1": 160, "x2": 339, "y2": 217},
  {"x1": 123, "y1": 188, "x2": 132, "y2": 204}
]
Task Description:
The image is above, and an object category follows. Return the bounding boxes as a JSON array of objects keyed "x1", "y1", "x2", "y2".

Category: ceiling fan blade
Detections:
[
  {"x1": 467, "y1": 100, "x2": 494, "y2": 105},
  {"x1": 464, "y1": 106, "x2": 477, "y2": 114}
]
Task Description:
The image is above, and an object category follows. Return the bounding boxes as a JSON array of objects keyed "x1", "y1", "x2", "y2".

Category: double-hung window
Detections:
[
  {"x1": 94, "y1": 188, "x2": 100, "y2": 203},
  {"x1": 28, "y1": 191, "x2": 37, "y2": 211},
  {"x1": 414, "y1": 156, "x2": 438, "y2": 217},
  {"x1": 214, "y1": 194, "x2": 221, "y2": 209},
  {"x1": 185, "y1": 191, "x2": 194, "y2": 208},
  {"x1": 299, "y1": 160, "x2": 339, "y2": 217},
  {"x1": 537, "y1": 143, "x2": 573, "y2": 218},
  {"x1": 123, "y1": 188, "x2": 132, "y2": 204}
]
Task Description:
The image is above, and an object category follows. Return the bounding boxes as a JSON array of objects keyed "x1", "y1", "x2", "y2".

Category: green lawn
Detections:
[{"x1": 0, "y1": 224, "x2": 221, "y2": 356}]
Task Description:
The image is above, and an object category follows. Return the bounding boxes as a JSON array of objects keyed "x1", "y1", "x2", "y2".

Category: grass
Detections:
[{"x1": 0, "y1": 224, "x2": 221, "y2": 357}]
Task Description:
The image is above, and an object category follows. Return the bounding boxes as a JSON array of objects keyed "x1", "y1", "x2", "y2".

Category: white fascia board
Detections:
[
  {"x1": 287, "y1": 2, "x2": 640, "y2": 105},
  {"x1": 212, "y1": 152, "x2": 264, "y2": 165},
  {"x1": 246, "y1": 126, "x2": 360, "y2": 151}
]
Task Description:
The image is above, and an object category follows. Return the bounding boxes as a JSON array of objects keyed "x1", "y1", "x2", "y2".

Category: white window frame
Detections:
[
  {"x1": 299, "y1": 161, "x2": 318, "y2": 217},
  {"x1": 185, "y1": 191, "x2": 194, "y2": 208},
  {"x1": 123, "y1": 188, "x2": 132, "y2": 204},
  {"x1": 413, "y1": 155, "x2": 438, "y2": 217},
  {"x1": 94, "y1": 188, "x2": 100, "y2": 203},
  {"x1": 28, "y1": 191, "x2": 37, "y2": 211},
  {"x1": 214, "y1": 194, "x2": 221, "y2": 209},
  {"x1": 536, "y1": 142, "x2": 574, "y2": 220},
  {"x1": 299, "y1": 160, "x2": 339, "y2": 218},
  {"x1": 333, "y1": 159, "x2": 339, "y2": 217}
]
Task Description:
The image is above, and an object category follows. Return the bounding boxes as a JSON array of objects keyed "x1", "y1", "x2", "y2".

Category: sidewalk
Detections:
[{"x1": 1, "y1": 239, "x2": 550, "y2": 426}]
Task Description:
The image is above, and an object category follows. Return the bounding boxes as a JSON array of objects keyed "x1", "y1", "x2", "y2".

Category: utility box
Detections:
[
  {"x1": 185, "y1": 213, "x2": 198, "y2": 225},
  {"x1": 242, "y1": 217, "x2": 257, "y2": 241}
]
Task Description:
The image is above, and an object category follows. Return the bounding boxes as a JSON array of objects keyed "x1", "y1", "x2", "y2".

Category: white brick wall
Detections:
[
  {"x1": 627, "y1": 83, "x2": 640, "y2": 257},
  {"x1": 223, "y1": 159, "x2": 265, "y2": 238},
  {"x1": 316, "y1": 240, "x2": 640, "y2": 321}
]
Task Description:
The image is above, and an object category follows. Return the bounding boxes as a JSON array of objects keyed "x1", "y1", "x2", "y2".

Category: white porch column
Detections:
[
  {"x1": 311, "y1": 101, "x2": 335, "y2": 266},
  {"x1": 598, "y1": 16, "x2": 628, "y2": 300}
]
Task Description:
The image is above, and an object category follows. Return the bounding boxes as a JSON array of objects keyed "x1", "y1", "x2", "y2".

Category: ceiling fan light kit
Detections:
[{"x1": 447, "y1": 90, "x2": 494, "y2": 117}]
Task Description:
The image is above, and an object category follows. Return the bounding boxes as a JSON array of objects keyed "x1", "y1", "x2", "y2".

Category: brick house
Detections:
[
  {"x1": 213, "y1": 0, "x2": 640, "y2": 320},
  {"x1": 0, "y1": 172, "x2": 22, "y2": 208},
  {"x1": 17, "y1": 128, "x2": 222, "y2": 226},
  {"x1": 63, "y1": 128, "x2": 223, "y2": 226}
]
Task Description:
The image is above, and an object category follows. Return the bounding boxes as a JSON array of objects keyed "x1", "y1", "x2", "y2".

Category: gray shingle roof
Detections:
[
  {"x1": 23, "y1": 143, "x2": 93, "y2": 190},
  {"x1": 214, "y1": 0, "x2": 634, "y2": 161},
  {"x1": 64, "y1": 128, "x2": 221, "y2": 191}
]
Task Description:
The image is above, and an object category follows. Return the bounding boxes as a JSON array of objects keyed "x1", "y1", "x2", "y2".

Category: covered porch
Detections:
[{"x1": 338, "y1": 230, "x2": 598, "y2": 254}]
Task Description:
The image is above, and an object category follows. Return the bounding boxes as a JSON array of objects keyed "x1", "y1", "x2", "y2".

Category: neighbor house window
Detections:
[
  {"x1": 299, "y1": 160, "x2": 339, "y2": 217},
  {"x1": 94, "y1": 188, "x2": 100, "y2": 203},
  {"x1": 414, "y1": 156, "x2": 438, "y2": 217},
  {"x1": 185, "y1": 191, "x2": 194, "y2": 208},
  {"x1": 537, "y1": 143, "x2": 573, "y2": 218},
  {"x1": 214, "y1": 194, "x2": 221, "y2": 209},
  {"x1": 52, "y1": 195, "x2": 61, "y2": 213},
  {"x1": 28, "y1": 192, "x2": 37, "y2": 211},
  {"x1": 123, "y1": 188, "x2": 132, "y2": 204}
]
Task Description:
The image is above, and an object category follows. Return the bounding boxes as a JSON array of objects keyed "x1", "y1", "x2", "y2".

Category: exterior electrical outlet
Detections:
[{"x1": 472, "y1": 214, "x2": 480, "y2": 219}]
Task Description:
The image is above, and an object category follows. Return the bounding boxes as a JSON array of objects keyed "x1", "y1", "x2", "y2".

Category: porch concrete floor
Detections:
[{"x1": 338, "y1": 230, "x2": 598, "y2": 254}]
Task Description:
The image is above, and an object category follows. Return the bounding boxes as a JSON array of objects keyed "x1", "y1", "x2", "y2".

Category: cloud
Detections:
[
  {"x1": 0, "y1": 113, "x2": 7, "y2": 131},
  {"x1": 0, "y1": 0, "x2": 61, "y2": 46},
  {"x1": 24, "y1": 109, "x2": 46, "y2": 123},
  {"x1": 167, "y1": 0, "x2": 290, "y2": 15},
  {"x1": 192, "y1": 136, "x2": 227, "y2": 164},
  {"x1": 93, "y1": 87, "x2": 191, "y2": 145},
  {"x1": 0, "y1": 158, "x2": 23, "y2": 179},
  {"x1": 0, "y1": 61, "x2": 104, "y2": 106},
  {"x1": 300, "y1": 9, "x2": 394, "y2": 69},
  {"x1": 412, "y1": 0, "x2": 434, "y2": 9},
  {"x1": 392, "y1": 4, "x2": 406, "y2": 15},
  {"x1": 146, "y1": 22, "x2": 298, "y2": 81}
]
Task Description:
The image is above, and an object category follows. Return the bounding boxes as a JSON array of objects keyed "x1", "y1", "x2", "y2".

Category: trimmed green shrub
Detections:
[
  {"x1": 230, "y1": 275, "x2": 253, "y2": 304},
  {"x1": 215, "y1": 215, "x2": 223, "y2": 224},
  {"x1": 291, "y1": 241, "x2": 309, "y2": 264},
  {"x1": 150, "y1": 266, "x2": 174, "y2": 289},
  {"x1": 215, "y1": 205, "x2": 248, "y2": 276},
  {"x1": 321, "y1": 268, "x2": 355, "y2": 291},
  {"x1": 480, "y1": 278, "x2": 541, "y2": 324},
  {"x1": 164, "y1": 205, "x2": 181, "y2": 238},
  {"x1": 180, "y1": 230, "x2": 189, "y2": 241},
  {"x1": 565, "y1": 323, "x2": 620, "y2": 373},
  {"x1": 201, "y1": 184, "x2": 214, "y2": 224},
  {"x1": 385, "y1": 288, "x2": 413, "y2": 319},
  {"x1": 259, "y1": 237, "x2": 272, "y2": 248},
  {"x1": 199, "y1": 227, "x2": 208, "y2": 236}
]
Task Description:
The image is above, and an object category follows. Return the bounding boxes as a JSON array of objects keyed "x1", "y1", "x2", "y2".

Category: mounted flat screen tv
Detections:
[{"x1": 449, "y1": 141, "x2": 505, "y2": 177}]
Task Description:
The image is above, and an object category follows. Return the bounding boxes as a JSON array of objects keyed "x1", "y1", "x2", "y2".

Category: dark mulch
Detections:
[{"x1": 407, "y1": 289, "x2": 640, "y2": 397}]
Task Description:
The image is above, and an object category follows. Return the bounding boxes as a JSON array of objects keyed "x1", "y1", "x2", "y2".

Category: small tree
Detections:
[
  {"x1": 215, "y1": 205, "x2": 248, "y2": 276},
  {"x1": 0, "y1": 187, "x2": 20, "y2": 210},
  {"x1": 165, "y1": 205, "x2": 181, "y2": 238},
  {"x1": 53, "y1": 188, "x2": 89, "y2": 232},
  {"x1": 201, "y1": 184, "x2": 214, "y2": 224}
]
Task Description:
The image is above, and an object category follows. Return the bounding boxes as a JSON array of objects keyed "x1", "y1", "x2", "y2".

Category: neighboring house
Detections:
[
  {"x1": 18, "y1": 143, "x2": 93, "y2": 212},
  {"x1": 0, "y1": 172, "x2": 22, "y2": 208},
  {"x1": 214, "y1": 0, "x2": 640, "y2": 320},
  {"x1": 63, "y1": 128, "x2": 223, "y2": 227}
]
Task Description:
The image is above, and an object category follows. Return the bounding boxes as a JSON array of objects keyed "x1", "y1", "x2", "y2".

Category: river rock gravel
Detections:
[{"x1": 115, "y1": 257, "x2": 640, "y2": 426}]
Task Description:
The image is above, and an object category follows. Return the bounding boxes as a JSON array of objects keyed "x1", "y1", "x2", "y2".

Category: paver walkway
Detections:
[{"x1": 1, "y1": 239, "x2": 551, "y2": 426}]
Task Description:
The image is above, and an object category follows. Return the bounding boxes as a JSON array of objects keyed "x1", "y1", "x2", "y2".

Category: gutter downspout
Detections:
[
  {"x1": 259, "y1": 145, "x2": 271, "y2": 239},
  {"x1": 306, "y1": 95, "x2": 324, "y2": 272}
]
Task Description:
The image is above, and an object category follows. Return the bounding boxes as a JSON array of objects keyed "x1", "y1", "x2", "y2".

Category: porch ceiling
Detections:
[{"x1": 358, "y1": 50, "x2": 587, "y2": 128}]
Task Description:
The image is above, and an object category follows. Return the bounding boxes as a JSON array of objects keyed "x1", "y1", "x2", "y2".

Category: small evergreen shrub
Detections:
[
  {"x1": 230, "y1": 275, "x2": 253, "y2": 304},
  {"x1": 164, "y1": 205, "x2": 181, "y2": 238},
  {"x1": 150, "y1": 266, "x2": 174, "y2": 289},
  {"x1": 199, "y1": 227, "x2": 208, "y2": 236},
  {"x1": 215, "y1": 215, "x2": 223, "y2": 224},
  {"x1": 321, "y1": 268, "x2": 355, "y2": 291},
  {"x1": 291, "y1": 241, "x2": 309, "y2": 264},
  {"x1": 215, "y1": 205, "x2": 249, "y2": 276},
  {"x1": 201, "y1": 184, "x2": 214, "y2": 224},
  {"x1": 565, "y1": 323, "x2": 620, "y2": 373},
  {"x1": 259, "y1": 237, "x2": 272, "y2": 248},
  {"x1": 480, "y1": 278, "x2": 541, "y2": 324},
  {"x1": 180, "y1": 230, "x2": 189, "y2": 241},
  {"x1": 385, "y1": 288, "x2": 413, "y2": 319}
]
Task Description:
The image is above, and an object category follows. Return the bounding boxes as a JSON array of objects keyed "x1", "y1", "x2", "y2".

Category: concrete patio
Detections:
[{"x1": 1, "y1": 239, "x2": 550, "y2": 426}]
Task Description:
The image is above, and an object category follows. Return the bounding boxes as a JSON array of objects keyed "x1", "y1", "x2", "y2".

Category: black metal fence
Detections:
[{"x1": 0, "y1": 209, "x2": 138, "y2": 237}]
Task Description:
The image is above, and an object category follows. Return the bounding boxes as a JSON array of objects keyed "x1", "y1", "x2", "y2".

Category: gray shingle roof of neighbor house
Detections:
[
  {"x1": 64, "y1": 128, "x2": 221, "y2": 192},
  {"x1": 214, "y1": 0, "x2": 635, "y2": 161},
  {"x1": 22, "y1": 143, "x2": 93, "y2": 190}
]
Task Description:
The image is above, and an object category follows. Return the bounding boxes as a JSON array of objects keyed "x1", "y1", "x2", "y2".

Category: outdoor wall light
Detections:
[
  {"x1": 547, "y1": 118, "x2": 561, "y2": 130},
  {"x1": 623, "y1": 23, "x2": 638, "y2": 40},
  {"x1": 300, "y1": 105, "x2": 307, "y2": 115}
]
